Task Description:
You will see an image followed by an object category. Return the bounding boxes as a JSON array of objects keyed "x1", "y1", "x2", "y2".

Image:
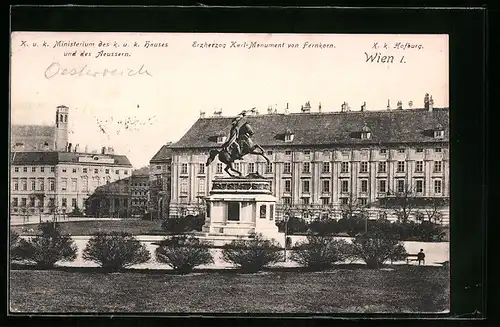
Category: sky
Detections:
[{"x1": 10, "y1": 32, "x2": 449, "y2": 168}]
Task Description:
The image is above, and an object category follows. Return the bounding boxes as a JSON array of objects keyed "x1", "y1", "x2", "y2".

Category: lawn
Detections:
[
  {"x1": 9, "y1": 265, "x2": 449, "y2": 313},
  {"x1": 11, "y1": 219, "x2": 165, "y2": 236}
]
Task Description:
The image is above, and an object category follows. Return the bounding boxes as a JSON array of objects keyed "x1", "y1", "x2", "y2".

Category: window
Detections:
[
  {"x1": 30, "y1": 197, "x2": 35, "y2": 207},
  {"x1": 397, "y1": 179, "x2": 406, "y2": 193},
  {"x1": 48, "y1": 198, "x2": 54, "y2": 208},
  {"x1": 283, "y1": 197, "x2": 292, "y2": 205},
  {"x1": 434, "y1": 130, "x2": 444, "y2": 139},
  {"x1": 304, "y1": 151, "x2": 310, "y2": 155},
  {"x1": 434, "y1": 180, "x2": 442, "y2": 194},
  {"x1": 124, "y1": 170, "x2": 129, "y2": 175},
  {"x1": 284, "y1": 180, "x2": 291, "y2": 193},
  {"x1": 435, "y1": 148, "x2": 442, "y2": 153},
  {"x1": 105, "y1": 169, "x2": 109, "y2": 174},
  {"x1": 39, "y1": 198, "x2": 44, "y2": 208},
  {"x1": 411, "y1": 161, "x2": 423, "y2": 174},
  {"x1": 21, "y1": 198, "x2": 27, "y2": 207},
  {"x1": 341, "y1": 198, "x2": 348, "y2": 205},
  {"x1": 61, "y1": 178, "x2": 68, "y2": 191},
  {"x1": 302, "y1": 162, "x2": 310, "y2": 173},
  {"x1": 415, "y1": 180, "x2": 424, "y2": 193},
  {"x1": 397, "y1": 161, "x2": 405, "y2": 172},
  {"x1": 31, "y1": 179, "x2": 36, "y2": 190},
  {"x1": 217, "y1": 135, "x2": 226, "y2": 144},
  {"x1": 94, "y1": 168, "x2": 98, "y2": 174},
  {"x1": 359, "y1": 198, "x2": 368, "y2": 206},
  {"x1": 265, "y1": 162, "x2": 273, "y2": 174},
  {"x1": 216, "y1": 163, "x2": 223, "y2": 174},
  {"x1": 285, "y1": 134, "x2": 294, "y2": 142},
  {"x1": 398, "y1": 148, "x2": 405, "y2": 153},
  {"x1": 62, "y1": 168, "x2": 67, "y2": 173},
  {"x1": 322, "y1": 197, "x2": 330, "y2": 205},
  {"x1": 378, "y1": 179, "x2": 387, "y2": 193},
  {"x1": 341, "y1": 180, "x2": 349, "y2": 193},
  {"x1": 434, "y1": 161, "x2": 442, "y2": 173},
  {"x1": 341, "y1": 162, "x2": 349, "y2": 173},
  {"x1": 361, "y1": 179, "x2": 368, "y2": 193},
  {"x1": 302, "y1": 180, "x2": 310, "y2": 193},
  {"x1": 31, "y1": 167, "x2": 36, "y2": 173},
  {"x1": 285, "y1": 150, "x2": 292, "y2": 155},
  {"x1": 71, "y1": 179, "x2": 77, "y2": 192},
  {"x1": 270, "y1": 204, "x2": 274, "y2": 220},
  {"x1": 267, "y1": 150, "x2": 273, "y2": 155},
  {"x1": 13, "y1": 179, "x2": 19, "y2": 191},
  {"x1": 302, "y1": 197, "x2": 310, "y2": 205},
  {"x1": 72, "y1": 168, "x2": 77, "y2": 173},
  {"x1": 181, "y1": 163, "x2": 188, "y2": 174},
  {"x1": 21, "y1": 179, "x2": 27, "y2": 191},
  {"x1": 198, "y1": 179, "x2": 206, "y2": 194},
  {"x1": 72, "y1": 198, "x2": 77, "y2": 207},
  {"x1": 259, "y1": 204, "x2": 267, "y2": 219},
  {"x1": 83, "y1": 168, "x2": 88, "y2": 173},
  {"x1": 41, "y1": 167, "x2": 45, "y2": 173},
  {"x1": 23, "y1": 167, "x2": 28, "y2": 172},
  {"x1": 378, "y1": 162, "x2": 387, "y2": 173},
  {"x1": 13, "y1": 198, "x2": 18, "y2": 207},
  {"x1": 180, "y1": 178, "x2": 188, "y2": 194},
  {"x1": 416, "y1": 148, "x2": 424, "y2": 153},
  {"x1": 322, "y1": 162, "x2": 330, "y2": 173},
  {"x1": 360, "y1": 161, "x2": 368, "y2": 173},
  {"x1": 82, "y1": 177, "x2": 88, "y2": 192},
  {"x1": 115, "y1": 169, "x2": 120, "y2": 174},
  {"x1": 62, "y1": 198, "x2": 67, "y2": 207},
  {"x1": 49, "y1": 179, "x2": 55, "y2": 191},
  {"x1": 14, "y1": 167, "x2": 19, "y2": 173},
  {"x1": 156, "y1": 165, "x2": 162, "y2": 170},
  {"x1": 283, "y1": 162, "x2": 291, "y2": 174},
  {"x1": 39, "y1": 179, "x2": 44, "y2": 191},
  {"x1": 322, "y1": 180, "x2": 330, "y2": 193},
  {"x1": 50, "y1": 167, "x2": 55, "y2": 172},
  {"x1": 198, "y1": 163, "x2": 205, "y2": 174}
]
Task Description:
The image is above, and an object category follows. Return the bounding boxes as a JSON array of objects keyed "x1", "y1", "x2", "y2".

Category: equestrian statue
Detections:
[{"x1": 206, "y1": 109, "x2": 270, "y2": 177}]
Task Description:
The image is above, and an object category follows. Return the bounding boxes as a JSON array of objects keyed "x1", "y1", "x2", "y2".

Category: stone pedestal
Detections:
[{"x1": 202, "y1": 176, "x2": 284, "y2": 245}]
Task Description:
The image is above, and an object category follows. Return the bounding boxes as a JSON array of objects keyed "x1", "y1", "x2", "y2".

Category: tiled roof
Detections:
[
  {"x1": 132, "y1": 166, "x2": 150, "y2": 176},
  {"x1": 171, "y1": 108, "x2": 449, "y2": 149},
  {"x1": 11, "y1": 151, "x2": 133, "y2": 167},
  {"x1": 11, "y1": 125, "x2": 55, "y2": 138},
  {"x1": 150, "y1": 142, "x2": 173, "y2": 163}
]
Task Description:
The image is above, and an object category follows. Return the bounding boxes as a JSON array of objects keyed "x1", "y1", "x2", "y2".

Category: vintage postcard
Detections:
[{"x1": 9, "y1": 32, "x2": 449, "y2": 314}]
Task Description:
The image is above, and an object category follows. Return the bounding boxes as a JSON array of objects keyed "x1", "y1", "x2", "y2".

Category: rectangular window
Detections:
[
  {"x1": 283, "y1": 162, "x2": 291, "y2": 174},
  {"x1": 61, "y1": 178, "x2": 68, "y2": 191},
  {"x1": 30, "y1": 197, "x2": 35, "y2": 207},
  {"x1": 266, "y1": 162, "x2": 273, "y2": 174},
  {"x1": 181, "y1": 163, "x2": 188, "y2": 174},
  {"x1": 124, "y1": 170, "x2": 129, "y2": 175},
  {"x1": 434, "y1": 180, "x2": 442, "y2": 194},
  {"x1": 40, "y1": 167, "x2": 45, "y2": 173},
  {"x1": 341, "y1": 162, "x2": 349, "y2": 173},
  {"x1": 83, "y1": 168, "x2": 88, "y2": 173},
  {"x1": 23, "y1": 167, "x2": 28, "y2": 172},
  {"x1": 156, "y1": 165, "x2": 162, "y2": 170},
  {"x1": 14, "y1": 167, "x2": 19, "y2": 173},
  {"x1": 267, "y1": 150, "x2": 273, "y2": 155},
  {"x1": 48, "y1": 198, "x2": 54, "y2": 208},
  {"x1": 282, "y1": 197, "x2": 292, "y2": 205},
  {"x1": 198, "y1": 163, "x2": 205, "y2": 174},
  {"x1": 434, "y1": 161, "x2": 442, "y2": 173},
  {"x1": 341, "y1": 180, "x2": 349, "y2": 193},
  {"x1": 397, "y1": 179, "x2": 406, "y2": 193},
  {"x1": 435, "y1": 148, "x2": 442, "y2": 153},
  {"x1": 378, "y1": 162, "x2": 387, "y2": 173},
  {"x1": 73, "y1": 168, "x2": 77, "y2": 173},
  {"x1": 198, "y1": 179, "x2": 206, "y2": 194},
  {"x1": 180, "y1": 178, "x2": 188, "y2": 194},
  {"x1": 50, "y1": 167, "x2": 55, "y2": 172},
  {"x1": 62, "y1": 168, "x2": 67, "y2": 173},
  {"x1": 302, "y1": 180, "x2": 310, "y2": 193},
  {"x1": 82, "y1": 178, "x2": 88, "y2": 192},
  {"x1": 39, "y1": 198, "x2": 44, "y2": 208},
  {"x1": 72, "y1": 198, "x2": 77, "y2": 207},
  {"x1": 31, "y1": 179, "x2": 36, "y2": 191},
  {"x1": 71, "y1": 179, "x2": 77, "y2": 192},
  {"x1": 304, "y1": 151, "x2": 310, "y2": 155},
  {"x1": 105, "y1": 169, "x2": 109, "y2": 174},
  {"x1": 216, "y1": 163, "x2": 223, "y2": 174},
  {"x1": 22, "y1": 179, "x2": 27, "y2": 191},
  {"x1": 322, "y1": 197, "x2": 330, "y2": 205},
  {"x1": 233, "y1": 163, "x2": 240, "y2": 172},
  {"x1": 361, "y1": 179, "x2": 368, "y2": 193},
  {"x1": 415, "y1": 161, "x2": 424, "y2": 173},
  {"x1": 269, "y1": 204, "x2": 274, "y2": 220},
  {"x1": 398, "y1": 148, "x2": 405, "y2": 153},
  {"x1": 31, "y1": 167, "x2": 36, "y2": 173},
  {"x1": 378, "y1": 179, "x2": 387, "y2": 193},
  {"x1": 21, "y1": 198, "x2": 27, "y2": 207},
  {"x1": 302, "y1": 197, "x2": 310, "y2": 205},
  {"x1": 259, "y1": 204, "x2": 267, "y2": 219},
  {"x1": 341, "y1": 198, "x2": 348, "y2": 205},
  {"x1": 360, "y1": 161, "x2": 368, "y2": 173},
  {"x1": 247, "y1": 162, "x2": 255, "y2": 173},
  {"x1": 302, "y1": 162, "x2": 310, "y2": 173},
  {"x1": 13, "y1": 198, "x2": 18, "y2": 207},
  {"x1": 322, "y1": 180, "x2": 330, "y2": 193},
  {"x1": 62, "y1": 198, "x2": 67, "y2": 207},
  {"x1": 415, "y1": 180, "x2": 424, "y2": 193},
  {"x1": 322, "y1": 162, "x2": 330, "y2": 173},
  {"x1": 397, "y1": 161, "x2": 405, "y2": 172},
  {"x1": 416, "y1": 148, "x2": 424, "y2": 153},
  {"x1": 49, "y1": 179, "x2": 55, "y2": 191},
  {"x1": 285, "y1": 150, "x2": 292, "y2": 155},
  {"x1": 94, "y1": 168, "x2": 98, "y2": 174},
  {"x1": 13, "y1": 179, "x2": 19, "y2": 191},
  {"x1": 284, "y1": 180, "x2": 291, "y2": 193},
  {"x1": 359, "y1": 198, "x2": 368, "y2": 206},
  {"x1": 115, "y1": 169, "x2": 119, "y2": 174}
]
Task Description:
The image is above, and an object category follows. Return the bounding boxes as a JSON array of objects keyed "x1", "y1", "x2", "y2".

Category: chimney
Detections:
[
  {"x1": 424, "y1": 93, "x2": 430, "y2": 110},
  {"x1": 301, "y1": 101, "x2": 311, "y2": 113},
  {"x1": 107, "y1": 146, "x2": 114, "y2": 154},
  {"x1": 318, "y1": 102, "x2": 322, "y2": 113},
  {"x1": 387, "y1": 99, "x2": 391, "y2": 110},
  {"x1": 361, "y1": 102, "x2": 366, "y2": 112},
  {"x1": 101, "y1": 146, "x2": 106, "y2": 154},
  {"x1": 213, "y1": 109, "x2": 222, "y2": 117},
  {"x1": 429, "y1": 95, "x2": 434, "y2": 111},
  {"x1": 284, "y1": 103, "x2": 289, "y2": 115},
  {"x1": 397, "y1": 101, "x2": 403, "y2": 110},
  {"x1": 68, "y1": 143, "x2": 72, "y2": 152},
  {"x1": 84, "y1": 145, "x2": 88, "y2": 153},
  {"x1": 74, "y1": 144, "x2": 79, "y2": 152},
  {"x1": 200, "y1": 111, "x2": 206, "y2": 119},
  {"x1": 408, "y1": 101, "x2": 413, "y2": 109},
  {"x1": 267, "y1": 106, "x2": 273, "y2": 114},
  {"x1": 341, "y1": 101, "x2": 350, "y2": 112}
]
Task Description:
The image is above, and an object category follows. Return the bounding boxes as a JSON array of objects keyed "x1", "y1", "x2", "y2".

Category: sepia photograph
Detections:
[{"x1": 9, "y1": 31, "x2": 450, "y2": 314}]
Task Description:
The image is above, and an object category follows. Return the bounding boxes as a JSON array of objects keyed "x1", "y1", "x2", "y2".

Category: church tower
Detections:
[{"x1": 55, "y1": 105, "x2": 69, "y2": 151}]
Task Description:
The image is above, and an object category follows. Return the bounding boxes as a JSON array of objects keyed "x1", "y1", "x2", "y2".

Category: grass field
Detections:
[
  {"x1": 11, "y1": 219, "x2": 165, "y2": 236},
  {"x1": 9, "y1": 265, "x2": 449, "y2": 313}
]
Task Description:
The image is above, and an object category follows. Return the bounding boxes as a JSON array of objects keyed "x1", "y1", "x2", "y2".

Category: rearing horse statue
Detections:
[{"x1": 206, "y1": 112, "x2": 270, "y2": 177}]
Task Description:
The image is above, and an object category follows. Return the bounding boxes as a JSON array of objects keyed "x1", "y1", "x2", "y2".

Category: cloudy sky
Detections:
[{"x1": 10, "y1": 32, "x2": 449, "y2": 168}]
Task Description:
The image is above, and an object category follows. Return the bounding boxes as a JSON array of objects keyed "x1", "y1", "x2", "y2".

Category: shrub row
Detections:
[{"x1": 277, "y1": 217, "x2": 447, "y2": 242}]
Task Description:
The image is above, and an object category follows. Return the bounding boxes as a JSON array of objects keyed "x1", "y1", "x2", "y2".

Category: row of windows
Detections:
[
  {"x1": 12, "y1": 177, "x2": 110, "y2": 193},
  {"x1": 12, "y1": 197, "x2": 76, "y2": 208},
  {"x1": 13, "y1": 166, "x2": 130, "y2": 175},
  {"x1": 181, "y1": 160, "x2": 444, "y2": 175},
  {"x1": 131, "y1": 183, "x2": 149, "y2": 187},
  {"x1": 233, "y1": 148, "x2": 443, "y2": 156},
  {"x1": 132, "y1": 191, "x2": 148, "y2": 196}
]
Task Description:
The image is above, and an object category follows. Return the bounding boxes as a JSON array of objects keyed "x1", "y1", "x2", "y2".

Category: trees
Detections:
[
  {"x1": 155, "y1": 235, "x2": 213, "y2": 274},
  {"x1": 350, "y1": 230, "x2": 408, "y2": 268},
  {"x1": 291, "y1": 236, "x2": 352, "y2": 270}
]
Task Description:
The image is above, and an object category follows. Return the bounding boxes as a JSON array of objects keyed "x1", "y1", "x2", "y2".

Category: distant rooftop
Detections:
[{"x1": 11, "y1": 151, "x2": 133, "y2": 167}]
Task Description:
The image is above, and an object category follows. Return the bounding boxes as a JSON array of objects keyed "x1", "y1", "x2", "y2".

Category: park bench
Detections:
[{"x1": 405, "y1": 254, "x2": 421, "y2": 264}]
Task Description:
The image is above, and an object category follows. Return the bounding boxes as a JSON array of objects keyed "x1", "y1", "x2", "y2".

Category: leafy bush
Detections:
[
  {"x1": 14, "y1": 222, "x2": 78, "y2": 268},
  {"x1": 155, "y1": 235, "x2": 213, "y2": 273},
  {"x1": 291, "y1": 235, "x2": 352, "y2": 270},
  {"x1": 350, "y1": 231, "x2": 408, "y2": 268},
  {"x1": 161, "y1": 214, "x2": 205, "y2": 234},
  {"x1": 308, "y1": 218, "x2": 340, "y2": 236},
  {"x1": 82, "y1": 232, "x2": 151, "y2": 271},
  {"x1": 10, "y1": 230, "x2": 26, "y2": 261},
  {"x1": 222, "y1": 233, "x2": 283, "y2": 273},
  {"x1": 276, "y1": 217, "x2": 308, "y2": 234}
]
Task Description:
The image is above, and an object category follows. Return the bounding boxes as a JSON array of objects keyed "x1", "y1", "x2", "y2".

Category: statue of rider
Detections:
[{"x1": 221, "y1": 110, "x2": 247, "y2": 159}]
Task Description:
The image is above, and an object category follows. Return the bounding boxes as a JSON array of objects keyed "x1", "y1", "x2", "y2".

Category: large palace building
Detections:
[{"x1": 167, "y1": 96, "x2": 449, "y2": 223}]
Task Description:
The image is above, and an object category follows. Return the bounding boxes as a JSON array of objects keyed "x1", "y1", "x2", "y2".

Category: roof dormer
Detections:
[
  {"x1": 361, "y1": 124, "x2": 372, "y2": 140},
  {"x1": 284, "y1": 128, "x2": 295, "y2": 142},
  {"x1": 433, "y1": 123, "x2": 444, "y2": 139},
  {"x1": 216, "y1": 131, "x2": 227, "y2": 144}
]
